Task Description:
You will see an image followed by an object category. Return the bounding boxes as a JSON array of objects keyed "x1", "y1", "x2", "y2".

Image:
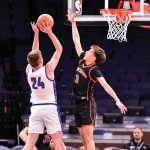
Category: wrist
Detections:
[
  {"x1": 47, "y1": 31, "x2": 53, "y2": 35},
  {"x1": 116, "y1": 99, "x2": 121, "y2": 103},
  {"x1": 35, "y1": 32, "x2": 39, "y2": 36}
]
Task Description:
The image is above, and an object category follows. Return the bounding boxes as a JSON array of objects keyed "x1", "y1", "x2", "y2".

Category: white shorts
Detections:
[{"x1": 28, "y1": 104, "x2": 62, "y2": 135}]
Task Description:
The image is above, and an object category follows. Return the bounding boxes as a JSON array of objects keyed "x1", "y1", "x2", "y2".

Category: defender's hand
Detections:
[
  {"x1": 67, "y1": 9, "x2": 75, "y2": 23},
  {"x1": 116, "y1": 101, "x2": 127, "y2": 114}
]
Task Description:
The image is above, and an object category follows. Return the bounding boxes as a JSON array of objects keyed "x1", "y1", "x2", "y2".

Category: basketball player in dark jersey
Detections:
[{"x1": 68, "y1": 9, "x2": 127, "y2": 150}]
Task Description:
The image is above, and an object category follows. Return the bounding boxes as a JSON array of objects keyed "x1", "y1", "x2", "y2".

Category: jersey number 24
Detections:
[{"x1": 31, "y1": 77, "x2": 45, "y2": 89}]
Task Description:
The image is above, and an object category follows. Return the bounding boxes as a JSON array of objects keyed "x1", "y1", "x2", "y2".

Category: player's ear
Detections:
[{"x1": 92, "y1": 55, "x2": 96, "y2": 62}]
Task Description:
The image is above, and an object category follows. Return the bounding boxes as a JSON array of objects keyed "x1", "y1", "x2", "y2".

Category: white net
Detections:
[{"x1": 100, "y1": 9, "x2": 132, "y2": 42}]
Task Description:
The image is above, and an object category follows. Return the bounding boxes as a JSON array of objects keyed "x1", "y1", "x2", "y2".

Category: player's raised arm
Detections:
[
  {"x1": 26, "y1": 22, "x2": 39, "y2": 74},
  {"x1": 47, "y1": 27, "x2": 63, "y2": 72},
  {"x1": 30, "y1": 22, "x2": 39, "y2": 51},
  {"x1": 39, "y1": 22, "x2": 62, "y2": 72},
  {"x1": 68, "y1": 9, "x2": 83, "y2": 57}
]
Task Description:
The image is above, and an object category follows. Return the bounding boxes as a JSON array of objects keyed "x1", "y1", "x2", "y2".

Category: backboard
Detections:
[{"x1": 64, "y1": 0, "x2": 150, "y2": 26}]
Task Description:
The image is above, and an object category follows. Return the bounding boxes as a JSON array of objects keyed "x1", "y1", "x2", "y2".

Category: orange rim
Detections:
[
  {"x1": 100, "y1": 9, "x2": 132, "y2": 15},
  {"x1": 100, "y1": 9, "x2": 132, "y2": 23}
]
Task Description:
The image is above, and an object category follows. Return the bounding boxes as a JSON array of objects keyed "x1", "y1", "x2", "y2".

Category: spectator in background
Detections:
[
  {"x1": 78, "y1": 146, "x2": 85, "y2": 150},
  {"x1": 124, "y1": 127, "x2": 149, "y2": 150}
]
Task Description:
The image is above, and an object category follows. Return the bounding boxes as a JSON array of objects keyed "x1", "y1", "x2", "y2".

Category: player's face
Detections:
[
  {"x1": 84, "y1": 49, "x2": 96, "y2": 62},
  {"x1": 133, "y1": 128, "x2": 143, "y2": 140}
]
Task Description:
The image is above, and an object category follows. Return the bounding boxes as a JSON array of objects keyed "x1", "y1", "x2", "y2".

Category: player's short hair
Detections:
[
  {"x1": 91, "y1": 45, "x2": 106, "y2": 64},
  {"x1": 27, "y1": 50, "x2": 42, "y2": 68},
  {"x1": 134, "y1": 127, "x2": 143, "y2": 133}
]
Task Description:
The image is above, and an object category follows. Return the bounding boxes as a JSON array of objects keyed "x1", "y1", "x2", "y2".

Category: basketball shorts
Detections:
[
  {"x1": 75, "y1": 98, "x2": 96, "y2": 127},
  {"x1": 28, "y1": 104, "x2": 62, "y2": 134}
]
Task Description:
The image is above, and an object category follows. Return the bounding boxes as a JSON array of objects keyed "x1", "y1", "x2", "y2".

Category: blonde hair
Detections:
[{"x1": 27, "y1": 50, "x2": 42, "y2": 68}]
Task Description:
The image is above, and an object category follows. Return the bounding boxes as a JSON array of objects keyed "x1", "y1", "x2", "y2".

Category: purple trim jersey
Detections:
[{"x1": 27, "y1": 65, "x2": 57, "y2": 104}]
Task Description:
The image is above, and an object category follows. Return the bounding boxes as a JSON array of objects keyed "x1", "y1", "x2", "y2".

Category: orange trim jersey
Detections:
[{"x1": 72, "y1": 52, "x2": 103, "y2": 100}]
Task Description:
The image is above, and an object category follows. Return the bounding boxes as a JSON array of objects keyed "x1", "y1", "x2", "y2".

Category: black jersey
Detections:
[
  {"x1": 36, "y1": 132, "x2": 50, "y2": 150},
  {"x1": 72, "y1": 52, "x2": 103, "y2": 98},
  {"x1": 124, "y1": 139, "x2": 149, "y2": 150}
]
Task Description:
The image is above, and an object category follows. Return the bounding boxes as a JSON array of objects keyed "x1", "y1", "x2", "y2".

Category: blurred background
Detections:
[{"x1": 0, "y1": 0, "x2": 150, "y2": 149}]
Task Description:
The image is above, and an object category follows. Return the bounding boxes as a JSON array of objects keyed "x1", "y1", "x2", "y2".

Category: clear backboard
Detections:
[{"x1": 64, "y1": 0, "x2": 150, "y2": 26}]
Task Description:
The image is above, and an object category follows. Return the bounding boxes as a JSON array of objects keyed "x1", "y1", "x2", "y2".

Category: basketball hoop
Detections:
[{"x1": 100, "y1": 9, "x2": 132, "y2": 42}]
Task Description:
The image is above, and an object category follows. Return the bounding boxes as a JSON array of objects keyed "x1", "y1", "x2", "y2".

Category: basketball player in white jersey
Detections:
[{"x1": 23, "y1": 22, "x2": 66, "y2": 150}]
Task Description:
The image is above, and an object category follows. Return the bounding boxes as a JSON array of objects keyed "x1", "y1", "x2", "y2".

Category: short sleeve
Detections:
[
  {"x1": 79, "y1": 52, "x2": 85, "y2": 60},
  {"x1": 91, "y1": 67, "x2": 103, "y2": 80}
]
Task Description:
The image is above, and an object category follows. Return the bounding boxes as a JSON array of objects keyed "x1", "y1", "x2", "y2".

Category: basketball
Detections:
[{"x1": 37, "y1": 14, "x2": 54, "y2": 30}]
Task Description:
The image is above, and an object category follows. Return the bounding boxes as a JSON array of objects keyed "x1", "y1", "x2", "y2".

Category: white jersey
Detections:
[{"x1": 27, "y1": 65, "x2": 57, "y2": 104}]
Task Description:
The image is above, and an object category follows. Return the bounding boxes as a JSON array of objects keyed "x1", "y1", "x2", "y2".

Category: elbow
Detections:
[
  {"x1": 61, "y1": 46, "x2": 63, "y2": 51},
  {"x1": 59, "y1": 43, "x2": 63, "y2": 51},
  {"x1": 57, "y1": 45, "x2": 63, "y2": 53},
  {"x1": 59, "y1": 47, "x2": 63, "y2": 53},
  {"x1": 19, "y1": 132, "x2": 22, "y2": 138}
]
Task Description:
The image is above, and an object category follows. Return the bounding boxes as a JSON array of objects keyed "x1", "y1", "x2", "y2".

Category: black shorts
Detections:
[{"x1": 75, "y1": 97, "x2": 96, "y2": 127}]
